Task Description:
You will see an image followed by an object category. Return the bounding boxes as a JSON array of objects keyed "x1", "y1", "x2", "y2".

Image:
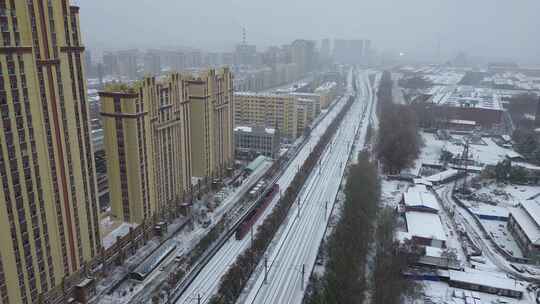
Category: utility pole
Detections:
[
  {"x1": 264, "y1": 257, "x2": 268, "y2": 284},
  {"x1": 198, "y1": 294, "x2": 201, "y2": 304},
  {"x1": 325, "y1": 201, "x2": 328, "y2": 218},
  {"x1": 297, "y1": 197, "x2": 301, "y2": 219},
  {"x1": 301, "y1": 264, "x2": 305, "y2": 290}
]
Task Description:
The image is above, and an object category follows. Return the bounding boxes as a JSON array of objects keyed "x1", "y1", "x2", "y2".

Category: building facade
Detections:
[
  {"x1": 235, "y1": 126, "x2": 280, "y2": 159},
  {"x1": 291, "y1": 39, "x2": 316, "y2": 75},
  {"x1": 100, "y1": 73, "x2": 193, "y2": 223},
  {"x1": 100, "y1": 88, "x2": 157, "y2": 224},
  {"x1": 507, "y1": 201, "x2": 540, "y2": 260},
  {"x1": 146, "y1": 75, "x2": 192, "y2": 216},
  {"x1": 187, "y1": 68, "x2": 235, "y2": 179},
  {"x1": 0, "y1": 1, "x2": 102, "y2": 303},
  {"x1": 234, "y1": 92, "x2": 299, "y2": 140}
]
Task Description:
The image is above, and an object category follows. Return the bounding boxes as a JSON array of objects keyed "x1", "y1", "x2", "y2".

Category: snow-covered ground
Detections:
[
  {"x1": 379, "y1": 134, "x2": 540, "y2": 304},
  {"x1": 420, "y1": 280, "x2": 532, "y2": 304},
  {"x1": 239, "y1": 70, "x2": 374, "y2": 304},
  {"x1": 96, "y1": 158, "x2": 274, "y2": 303},
  {"x1": 169, "y1": 69, "x2": 358, "y2": 304}
]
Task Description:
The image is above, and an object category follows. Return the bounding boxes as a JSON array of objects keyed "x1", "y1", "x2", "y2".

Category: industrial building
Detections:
[
  {"x1": 507, "y1": 200, "x2": 540, "y2": 259},
  {"x1": 234, "y1": 126, "x2": 280, "y2": 159}
]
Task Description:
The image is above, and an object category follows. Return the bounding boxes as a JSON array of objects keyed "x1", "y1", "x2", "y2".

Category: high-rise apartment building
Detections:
[
  {"x1": 320, "y1": 38, "x2": 331, "y2": 61},
  {"x1": 333, "y1": 39, "x2": 371, "y2": 65},
  {"x1": 234, "y1": 93, "x2": 299, "y2": 139},
  {"x1": 100, "y1": 73, "x2": 193, "y2": 223},
  {"x1": 291, "y1": 39, "x2": 316, "y2": 75},
  {"x1": 117, "y1": 49, "x2": 139, "y2": 80},
  {"x1": 102, "y1": 51, "x2": 119, "y2": 76},
  {"x1": 99, "y1": 87, "x2": 157, "y2": 224},
  {"x1": 0, "y1": 1, "x2": 101, "y2": 303},
  {"x1": 147, "y1": 75, "x2": 192, "y2": 216},
  {"x1": 188, "y1": 68, "x2": 234, "y2": 179},
  {"x1": 144, "y1": 50, "x2": 161, "y2": 75}
]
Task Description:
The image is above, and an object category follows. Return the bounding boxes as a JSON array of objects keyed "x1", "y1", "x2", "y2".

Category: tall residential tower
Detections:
[
  {"x1": 0, "y1": 1, "x2": 101, "y2": 303},
  {"x1": 188, "y1": 68, "x2": 234, "y2": 179}
]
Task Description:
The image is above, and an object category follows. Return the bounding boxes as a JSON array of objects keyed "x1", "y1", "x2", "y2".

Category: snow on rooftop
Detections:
[
  {"x1": 265, "y1": 128, "x2": 276, "y2": 135},
  {"x1": 425, "y1": 246, "x2": 444, "y2": 258},
  {"x1": 315, "y1": 81, "x2": 337, "y2": 92},
  {"x1": 449, "y1": 268, "x2": 524, "y2": 293},
  {"x1": 234, "y1": 91, "x2": 286, "y2": 98},
  {"x1": 506, "y1": 151, "x2": 524, "y2": 159},
  {"x1": 234, "y1": 126, "x2": 253, "y2": 133},
  {"x1": 470, "y1": 205, "x2": 509, "y2": 219},
  {"x1": 234, "y1": 125, "x2": 276, "y2": 135},
  {"x1": 509, "y1": 201, "x2": 540, "y2": 245},
  {"x1": 403, "y1": 185, "x2": 440, "y2": 212},
  {"x1": 449, "y1": 119, "x2": 477, "y2": 126},
  {"x1": 433, "y1": 86, "x2": 504, "y2": 111},
  {"x1": 102, "y1": 222, "x2": 138, "y2": 249},
  {"x1": 405, "y1": 211, "x2": 446, "y2": 242},
  {"x1": 426, "y1": 169, "x2": 460, "y2": 184}
]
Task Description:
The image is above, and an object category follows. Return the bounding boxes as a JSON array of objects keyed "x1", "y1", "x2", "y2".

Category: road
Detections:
[
  {"x1": 438, "y1": 184, "x2": 540, "y2": 295},
  {"x1": 172, "y1": 70, "x2": 357, "y2": 304},
  {"x1": 240, "y1": 70, "x2": 375, "y2": 304}
]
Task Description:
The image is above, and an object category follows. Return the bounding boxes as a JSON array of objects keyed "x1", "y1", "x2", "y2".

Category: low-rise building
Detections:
[
  {"x1": 448, "y1": 269, "x2": 523, "y2": 299},
  {"x1": 404, "y1": 211, "x2": 447, "y2": 248},
  {"x1": 235, "y1": 126, "x2": 280, "y2": 159},
  {"x1": 507, "y1": 200, "x2": 540, "y2": 260},
  {"x1": 401, "y1": 185, "x2": 440, "y2": 213}
]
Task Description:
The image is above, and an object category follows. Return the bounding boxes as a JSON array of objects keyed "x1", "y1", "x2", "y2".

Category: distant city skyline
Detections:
[{"x1": 76, "y1": 0, "x2": 540, "y2": 64}]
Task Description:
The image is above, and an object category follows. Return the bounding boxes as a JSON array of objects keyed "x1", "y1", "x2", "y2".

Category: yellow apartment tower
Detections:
[
  {"x1": 0, "y1": 1, "x2": 101, "y2": 303},
  {"x1": 100, "y1": 73, "x2": 194, "y2": 223},
  {"x1": 187, "y1": 68, "x2": 234, "y2": 179},
  {"x1": 99, "y1": 87, "x2": 157, "y2": 224}
]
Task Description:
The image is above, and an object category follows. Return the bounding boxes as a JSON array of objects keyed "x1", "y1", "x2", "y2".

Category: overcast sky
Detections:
[{"x1": 75, "y1": 0, "x2": 540, "y2": 63}]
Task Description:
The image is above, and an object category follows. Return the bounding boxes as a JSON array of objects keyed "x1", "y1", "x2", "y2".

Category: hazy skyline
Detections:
[{"x1": 76, "y1": 0, "x2": 540, "y2": 63}]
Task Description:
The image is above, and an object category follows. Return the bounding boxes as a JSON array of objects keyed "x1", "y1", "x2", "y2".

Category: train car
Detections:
[{"x1": 236, "y1": 184, "x2": 280, "y2": 240}]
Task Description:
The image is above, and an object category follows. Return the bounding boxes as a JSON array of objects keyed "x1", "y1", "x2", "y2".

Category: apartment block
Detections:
[
  {"x1": 235, "y1": 92, "x2": 299, "y2": 140},
  {"x1": 100, "y1": 73, "x2": 193, "y2": 223},
  {"x1": 187, "y1": 68, "x2": 235, "y2": 179},
  {"x1": 0, "y1": 1, "x2": 101, "y2": 303},
  {"x1": 100, "y1": 88, "x2": 157, "y2": 224}
]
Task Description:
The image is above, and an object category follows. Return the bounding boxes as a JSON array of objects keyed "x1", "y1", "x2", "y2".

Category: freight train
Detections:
[{"x1": 236, "y1": 184, "x2": 280, "y2": 240}]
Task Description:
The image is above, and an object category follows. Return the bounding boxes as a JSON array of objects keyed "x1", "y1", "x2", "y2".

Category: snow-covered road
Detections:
[{"x1": 240, "y1": 70, "x2": 375, "y2": 304}]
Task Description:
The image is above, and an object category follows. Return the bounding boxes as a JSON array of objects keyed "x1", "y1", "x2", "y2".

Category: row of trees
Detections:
[
  {"x1": 376, "y1": 71, "x2": 421, "y2": 174},
  {"x1": 208, "y1": 96, "x2": 357, "y2": 304},
  {"x1": 513, "y1": 128, "x2": 540, "y2": 165},
  {"x1": 304, "y1": 152, "x2": 380, "y2": 304},
  {"x1": 372, "y1": 208, "x2": 421, "y2": 304}
]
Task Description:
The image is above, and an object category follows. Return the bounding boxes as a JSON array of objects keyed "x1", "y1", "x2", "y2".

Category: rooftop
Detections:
[
  {"x1": 509, "y1": 200, "x2": 540, "y2": 245},
  {"x1": 403, "y1": 185, "x2": 440, "y2": 212},
  {"x1": 234, "y1": 125, "x2": 276, "y2": 135},
  {"x1": 449, "y1": 268, "x2": 523, "y2": 293},
  {"x1": 405, "y1": 211, "x2": 446, "y2": 242},
  {"x1": 433, "y1": 86, "x2": 504, "y2": 111}
]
